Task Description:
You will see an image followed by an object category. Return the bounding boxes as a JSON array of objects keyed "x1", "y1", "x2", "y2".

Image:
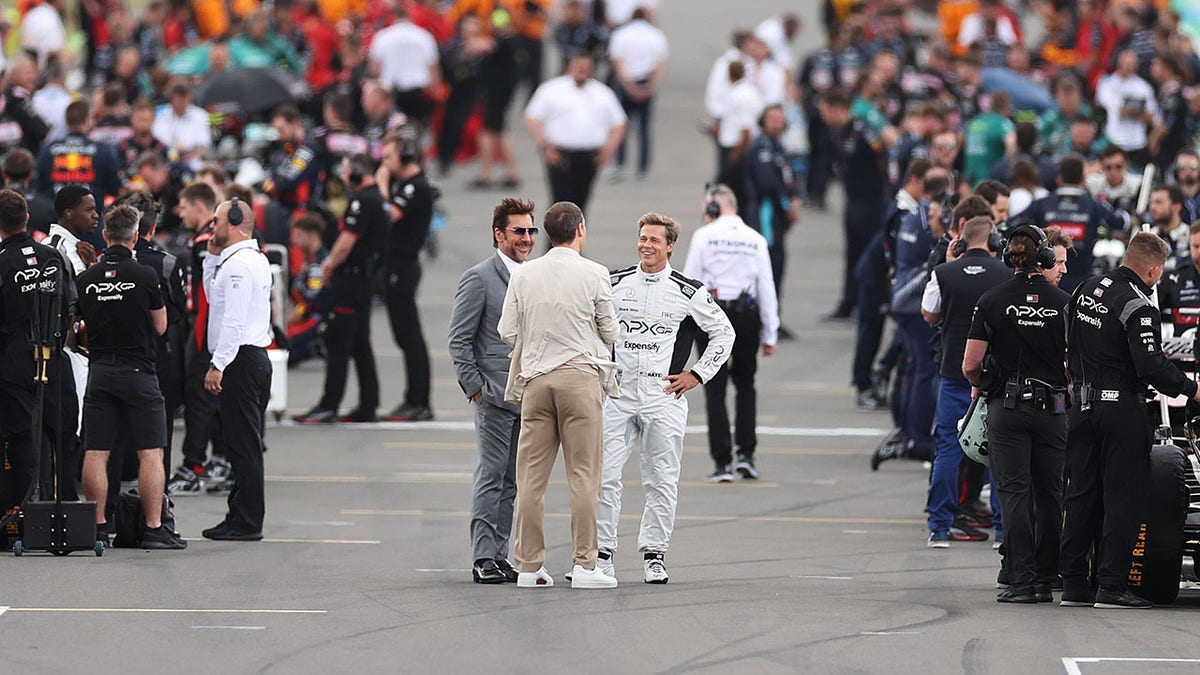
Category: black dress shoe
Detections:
[
  {"x1": 294, "y1": 408, "x2": 338, "y2": 424},
  {"x1": 473, "y1": 558, "x2": 506, "y2": 584},
  {"x1": 777, "y1": 325, "x2": 797, "y2": 341},
  {"x1": 996, "y1": 586, "x2": 1039, "y2": 603},
  {"x1": 385, "y1": 405, "x2": 434, "y2": 422},
  {"x1": 340, "y1": 409, "x2": 378, "y2": 423},
  {"x1": 494, "y1": 558, "x2": 519, "y2": 583},
  {"x1": 1034, "y1": 583, "x2": 1052, "y2": 603},
  {"x1": 202, "y1": 523, "x2": 263, "y2": 541}
]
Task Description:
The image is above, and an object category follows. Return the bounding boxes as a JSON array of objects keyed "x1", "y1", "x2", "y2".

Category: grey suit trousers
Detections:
[{"x1": 470, "y1": 398, "x2": 521, "y2": 561}]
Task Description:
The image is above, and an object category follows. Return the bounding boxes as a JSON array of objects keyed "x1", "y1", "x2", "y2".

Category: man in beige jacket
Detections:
[{"x1": 498, "y1": 201, "x2": 620, "y2": 589}]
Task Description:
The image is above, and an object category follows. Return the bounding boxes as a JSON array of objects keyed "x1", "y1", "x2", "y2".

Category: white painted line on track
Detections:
[
  {"x1": 260, "y1": 538, "x2": 380, "y2": 545},
  {"x1": 1062, "y1": 657, "x2": 1200, "y2": 674},
  {"x1": 793, "y1": 575, "x2": 853, "y2": 580},
  {"x1": 842, "y1": 530, "x2": 871, "y2": 534},
  {"x1": 342, "y1": 508, "x2": 925, "y2": 526},
  {"x1": 860, "y1": 631, "x2": 921, "y2": 636},
  {"x1": 192, "y1": 625, "x2": 267, "y2": 630},
  {"x1": 285, "y1": 521, "x2": 355, "y2": 527},
  {"x1": 0, "y1": 607, "x2": 6, "y2": 617},
  {"x1": 4, "y1": 608, "x2": 325, "y2": 614},
  {"x1": 266, "y1": 419, "x2": 889, "y2": 437}
]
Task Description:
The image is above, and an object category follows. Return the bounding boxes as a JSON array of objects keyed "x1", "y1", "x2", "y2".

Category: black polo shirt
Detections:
[
  {"x1": 0, "y1": 231, "x2": 70, "y2": 387},
  {"x1": 341, "y1": 184, "x2": 386, "y2": 272},
  {"x1": 968, "y1": 272, "x2": 1071, "y2": 388},
  {"x1": 76, "y1": 244, "x2": 164, "y2": 371},
  {"x1": 383, "y1": 171, "x2": 434, "y2": 264}
]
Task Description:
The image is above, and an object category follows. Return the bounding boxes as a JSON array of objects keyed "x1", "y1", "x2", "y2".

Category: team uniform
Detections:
[
  {"x1": 597, "y1": 263, "x2": 734, "y2": 581},
  {"x1": 683, "y1": 214, "x2": 779, "y2": 480},
  {"x1": 1063, "y1": 267, "x2": 1198, "y2": 605}
]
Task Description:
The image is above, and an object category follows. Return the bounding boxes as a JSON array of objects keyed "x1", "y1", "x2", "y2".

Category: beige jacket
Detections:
[{"x1": 498, "y1": 247, "x2": 619, "y2": 404}]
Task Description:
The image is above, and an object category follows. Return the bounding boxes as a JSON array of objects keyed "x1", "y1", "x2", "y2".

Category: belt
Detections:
[{"x1": 716, "y1": 297, "x2": 759, "y2": 314}]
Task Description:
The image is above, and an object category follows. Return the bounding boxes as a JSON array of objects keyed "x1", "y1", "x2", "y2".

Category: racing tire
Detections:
[{"x1": 1130, "y1": 444, "x2": 1189, "y2": 604}]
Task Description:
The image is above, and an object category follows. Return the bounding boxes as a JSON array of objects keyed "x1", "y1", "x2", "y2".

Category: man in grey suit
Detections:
[{"x1": 449, "y1": 198, "x2": 539, "y2": 584}]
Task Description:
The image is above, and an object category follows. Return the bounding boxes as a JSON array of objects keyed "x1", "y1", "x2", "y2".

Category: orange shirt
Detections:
[
  {"x1": 192, "y1": 0, "x2": 229, "y2": 38},
  {"x1": 318, "y1": 0, "x2": 368, "y2": 23},
  {"x1": 445, "y1": 0, "x2": 548, "y2": 39}
]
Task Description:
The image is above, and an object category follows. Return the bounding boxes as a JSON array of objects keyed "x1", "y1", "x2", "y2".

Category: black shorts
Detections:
[
  {"x1": 482, "y1": 81, "x2": 515, "y2": 133},
  {"x1": 83, "y1": 361, "x2": 167, "y2": 452}
]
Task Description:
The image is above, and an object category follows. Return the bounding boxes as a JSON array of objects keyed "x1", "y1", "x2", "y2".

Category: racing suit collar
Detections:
[
  {"x1": 1056, "y1": 186, "x2": 1087, "y2": 198},
  {"x1": 895, "y1": 188, "x2": 919, "y2": 213},
  {"x1": 638, "y1": 262, "x2": 671, "y2": 280}
]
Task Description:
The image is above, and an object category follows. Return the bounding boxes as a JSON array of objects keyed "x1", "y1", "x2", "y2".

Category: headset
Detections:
[
  {"x1": 399, "y1": 139, "x2": 420, "y2": 165},
  {"x1": 704, "y1": 183, "x2": 723, "y2": 220},
  {"x1": 1002, "y1": 223, "x2": 1056, "y2": 270},
  {"x1": 228, "y1": 196, "x2": 243, "y2": 226}
]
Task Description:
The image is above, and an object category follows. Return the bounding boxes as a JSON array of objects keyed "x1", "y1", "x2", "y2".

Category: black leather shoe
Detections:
[
  {"x1": 294, "y1": 408, "x2": 338, "y2": 424},
  {"x1": 1060, "y1": 586, "x2": 1095, "y2": 607},
  {"x1": 202, "y1": 523, "x2": 263, "y2": 541},
  {"x1": 997, "y1": 586, "x2": 1039, "y2": 603},
  {"x1": 494, "y1": 558, "x2": 519, "y2": 583},
  {"x1": 1034, "y1": 583, "x2": 1052, "y2": 603},
  {"x1": 473, "y1": 558, "x2": 506, "y2": 584},
  {"x1": 1094, "y1": 586, "x2": 1152, "y2": 609},
  {"x1": 341, "y1": 409, "x2": 378, "y2": 423}
]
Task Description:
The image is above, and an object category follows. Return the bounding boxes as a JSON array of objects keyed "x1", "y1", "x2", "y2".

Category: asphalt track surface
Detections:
[{"x1": 4, "y1": 2, "x2": 1200, "y2": 673}]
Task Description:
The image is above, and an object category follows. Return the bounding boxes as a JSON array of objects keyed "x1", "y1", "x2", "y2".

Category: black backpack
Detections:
[{"x1": 112, "y1": 493, "x2": 178, "y2": 548}]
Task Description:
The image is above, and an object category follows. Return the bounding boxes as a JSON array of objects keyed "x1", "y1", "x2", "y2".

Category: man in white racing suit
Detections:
[{"x1": 597, "y1": 212, "x2": 735, "y2": 584}]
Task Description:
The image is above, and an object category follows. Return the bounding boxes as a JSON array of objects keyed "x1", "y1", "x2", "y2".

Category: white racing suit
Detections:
[{"x1": 597, "y1": 263, "x2": 735, "y2": 554}]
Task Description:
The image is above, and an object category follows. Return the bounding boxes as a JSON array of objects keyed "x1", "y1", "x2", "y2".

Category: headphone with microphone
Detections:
[
  {"x1": 704, "y1": 184, "x2": 723, "y2": 220},
  {"x1": 229, "y1": 196, "x2": 244, "y2": 226},
  {"x1": 1002, "y1": 223, "x2": 1056, "y2": 270}
]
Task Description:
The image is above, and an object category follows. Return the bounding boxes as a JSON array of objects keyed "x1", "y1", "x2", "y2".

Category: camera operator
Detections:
[
  {"x1": 0, "y1": 188, "x2": 79, "y2": 519},
  {"x1": 201, "y1": 199, "x2": 273, "y2": 541},
  {"x1": 76, "y1": 204, "x2": 185, "y2": 550},
  {"x1": 1061, "y1": 232, "x2": 1200, "y2": 608},
  {"x1": 294, "y1": 155, "x2": 383, "y2": 424}
]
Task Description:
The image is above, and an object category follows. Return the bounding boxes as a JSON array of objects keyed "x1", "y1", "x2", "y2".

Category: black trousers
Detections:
[
  {"x1": 220, "y1": 346, "x2": 271, "y2": 532},
  {"x1": 182, "y1": 340, "x2": 223, "y2": 469},
  {"x1": 987, "y1": 399, "x2": 1066, "y2": 588},
  {"x1": 318, "y1": 274, "x2": 380, "y2": 412},
  {"x1": 0, "y1": 356, "x2": 78, "y2": 508},
  {"x1": 696, "y1": 308, "x2": 761, "y2": 465},
  {"x1": 851, "y1": 232, "x2": 889, "y2": 391},
  {"x1": 1061, "y1": 398, "x2": 1152, "y2": 588},
  {"x1": 805, "y1": 100, "x2": 833, "y2": 205},
  {"x1": 716, "y1": 147, "x2": 748, "y2": 220},
  {"x1": 546, "y1": 149, "x2": 599, "y2": 213},
  {"x1": 839, "y1": 198, "x2": 885, "y2": 315},
  {"x1": 615, "y1": 80, "x2": 654, "y2": 175},
  {"x1": 393, "y1": 87, "x2": 432, "y2": 125},
  {"x1": 381, "y1": 262, "x2": 431, "y2": 408},
  {"x1": 438, "y1": 79, "x2": 481, "y2": 172}
]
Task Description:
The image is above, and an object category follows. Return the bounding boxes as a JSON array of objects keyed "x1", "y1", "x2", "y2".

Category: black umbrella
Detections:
[{"x1": 194, "y1": 68, "x2": 308, "y2": 114}]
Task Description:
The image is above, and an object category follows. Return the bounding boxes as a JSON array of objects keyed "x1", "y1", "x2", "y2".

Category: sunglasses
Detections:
[
  {"x1": 1180, "y1": 162, "x2": 1200, "y2": 171},
  {"x1": 509, "y1": 227, "x2": 539, "y2": 236}
]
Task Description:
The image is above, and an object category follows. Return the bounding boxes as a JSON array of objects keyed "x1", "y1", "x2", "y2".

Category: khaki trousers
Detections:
[{"x1": 513, "y1": 366, "x2": 604, "y2": 572}]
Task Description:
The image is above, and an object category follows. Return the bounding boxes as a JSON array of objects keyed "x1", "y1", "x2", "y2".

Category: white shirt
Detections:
[
  {"x1": 717, "y1": 79, "x2": 763, "y2": 148},
  {"x1": 496, "y1": 249, "x2": 521, "y2": 275},
  {"x1": 683, "y1": 214, "x2": 779, "y2": 345},
  {"x1": 525, "y1": 76, "x2": 627, "y2": 150},
  {"x1": 1008, "y1": 186, "x2": 1049, "y2": 216},
  {"x1": 1095, "y1": 73, "x2": 1159, "y2": 151},
  {"x1": 921, "y1": 276, "x2": 942, "y2": 315},
  {"x1": 608, "y1": 19, "x2": 668, "y2": 82},
  {"x1": 957, "y1": 13, "x2": 1019, "y2": 47},
  {"x1": 749, "y1": 58, "x2": 787, "y2": 106},
  {"x1": 47, "y1": 223, "x2": 86, "y2": 276},
  {"x1": 20, "y1": 4, "x2": 66, "y2": 65},
  {"x1": 32, "y1": 84, "x2": 71, "y2": 143},
  {"x1": 153, "y1": 104, "x2": 212, "y2": 154},
  {"x1": 369, "y1": 21, "x2": 438, "y2": 91},
  {"x1": 754, "y1": 16, "x2": 794, "y2": 70},
  {"x1": 605, "y1": 0, "x2": 658, "y2": 26},
  {"x1": 203, "y1": 238, "x2": 273, "y2": 371},
  {"x1": 705, "y1": 48, "x2": 744, "y2": 119}
]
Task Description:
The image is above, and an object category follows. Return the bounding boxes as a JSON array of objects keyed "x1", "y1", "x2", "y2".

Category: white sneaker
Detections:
[
  {"x1": 643, "y1": 554, "x2": 669, "y2": 584},
  {"x1": 570, "y1": 565, "x2": 618, "y2": 589},
  {"x1": 516, "y1": 567, "x2": 554, "y2": 588}
]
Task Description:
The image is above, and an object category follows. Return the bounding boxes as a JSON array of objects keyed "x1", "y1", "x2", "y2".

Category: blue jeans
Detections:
[
  {"x1": 895, "y1": 314, "x2": 936, "y2": 457},
  {"x1": 928, "y1": 378, "x2": 972, "y2": 532}
]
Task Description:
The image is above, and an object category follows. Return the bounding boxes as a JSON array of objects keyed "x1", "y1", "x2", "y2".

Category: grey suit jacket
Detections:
[{"x1": 448, "y1": 253, "x2": 520, "y2": 413}]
